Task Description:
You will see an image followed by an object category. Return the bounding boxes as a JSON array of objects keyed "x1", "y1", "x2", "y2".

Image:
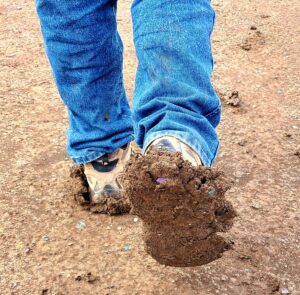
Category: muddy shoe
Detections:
[
  {"x1": 122, "y1": 147, "x2": 236, "y2": 267},
  {"x1": 146, "y1": 136, "x2": 202, "y2": 166},
  {"x1": 82, "y1": 144, "x2": 132, "y2": 213}
]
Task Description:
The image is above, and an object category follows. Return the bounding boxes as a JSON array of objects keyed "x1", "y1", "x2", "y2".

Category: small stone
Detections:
[
  {"x1": 42, "y1": 235, "x2": 49, "y2": 241},
  {"x1": 117, "y1": 226, "x2": 122, "y2": 231},
  {"x1": 241, "y1": 43, "x2": 252, "y2": 51},
  {"x1": 11, "y1": 282, "x2": 17, "y2": 288},
  {"x1": 239, "y1": 254, "x2": 251, "y2": 260},
  {"x1": 260, "y1": 14, "x2": 270, "y2": 19},
  {"x1": 208, "y1": 188, "x2": 216, "y2": 196},
  {"x1": 244, "y1": 268, "x2": 252, "y2": 273},
  {"x1": 133, "y1": 217, "x2": 139, "y2": 223},
  {"x1": 238, "y1": 140, "x2": 247, "y2": 146},
  {"x1": 24, "y1": 247, "x2": 32, "y2": 254},
  {"x1": 250, "y1": 203, "x2": 261, "y2": 210},
  {"x1": 250, "y1": 25, "x2": 257, "y2": 30},
  {"x1": 68, "y1": 242, "x2": 73, "y2": 246},
  {"x1": 156, "y1": 177, "x2": 168, "y2": 184},
  {"x1": 123, "y1": 244, "x2": 131, "y2": 252},
  {"x1": 87, "y1": 272, "x2": 97, "y2": 283},
  {"x1": 76, "y1": 220, "x2": 86, "y2": 230},
  {"x1": 281, "y1": 287, "x2": 289, "y2": 294}
]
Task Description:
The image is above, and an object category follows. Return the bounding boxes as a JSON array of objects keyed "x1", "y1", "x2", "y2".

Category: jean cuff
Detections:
[
  {"x1": 69, "y1": 134, "x2": 134, "y2": 164},
  {"x1": 143, "y1": 130, "x2": 219, "y2": 167}
]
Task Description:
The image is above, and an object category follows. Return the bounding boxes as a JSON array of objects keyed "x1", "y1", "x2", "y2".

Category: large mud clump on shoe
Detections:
[
  {"x1": 122, "y1": 150, "x2": 237, "y2": 267},
  {"x1": 70, "y1": 165, "x2": 131, "y2": 215}
]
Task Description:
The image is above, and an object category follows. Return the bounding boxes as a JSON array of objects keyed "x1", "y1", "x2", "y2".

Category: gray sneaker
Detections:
[
  {"x1": 146, "y1": 136, "x2": 202, "y2": 166},
  {"x1": 84, "y1": 144, "x2": 132, "y2": 203}
]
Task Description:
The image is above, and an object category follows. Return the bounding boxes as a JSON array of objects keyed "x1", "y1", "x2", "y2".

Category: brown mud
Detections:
[{"x1": 122, "y1": 150, "x2": 237, "y2": 267}]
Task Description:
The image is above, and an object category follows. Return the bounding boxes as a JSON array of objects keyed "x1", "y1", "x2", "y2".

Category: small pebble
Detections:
[
  {"x1": 117, "y1": 226, "x2": 122, "y2": 231},
  {"x1": 123, "y1": 244, "x2": 131, "y2": 252},
  {"x1": 42, "y1": 235, "x2": 49, "y2": 241},
  {"x1": 76, "y1": 220, "x2": 86, "y2": 230},
  {"x1": 68, "y1": 242, "x2": 73, "y2": 246},
  {"x1": 244, "y1": 268, "x2": 252, "y2": 273},
  {"x1": 156, "y1": 177, "x2": 168, "y2": 184},
  {"x1": 281, "y1": 287, "x2": 289, "y2": 295},
  {"x1": 250, "y1": 203, "x2": 261, "y2": 210},
  {"x1": 208, "y1": 188, "x2": 216, "y2": 196},
  {"x1": 24, "y1": 247, "x2": 32, "y2": 254},
  {"x1": 238, "y1": 140, "x2": 247, "y2": 146},
  {"x1": 133, "y1": 217, "x2": 139, "y2": 223}
]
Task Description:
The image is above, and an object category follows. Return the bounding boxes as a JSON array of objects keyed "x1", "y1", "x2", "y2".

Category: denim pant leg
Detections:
[
  {"x1": 36, "y1": 0, "x2": 134, "y2": 164},
  {"x1": 131, "y1": 0, "x2": 221, "y2": 166}
]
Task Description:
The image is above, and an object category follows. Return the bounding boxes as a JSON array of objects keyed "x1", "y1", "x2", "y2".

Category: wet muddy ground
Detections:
[{"x1": 0, "y1": 0, "x2": 299, "y2": 294}]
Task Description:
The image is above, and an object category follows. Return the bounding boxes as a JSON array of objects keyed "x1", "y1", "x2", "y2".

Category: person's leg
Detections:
[
  {"x1": 36, "y1": 0, "x2": 133, "y2": 164},
  {"x1": 131, "y1": 0, "x2": 220, "y2": 166}
]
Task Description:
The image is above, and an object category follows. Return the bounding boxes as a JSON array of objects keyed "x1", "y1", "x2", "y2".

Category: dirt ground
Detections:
[{"x1": 0, "y1": 0, "x2": 299, "y2": 294}]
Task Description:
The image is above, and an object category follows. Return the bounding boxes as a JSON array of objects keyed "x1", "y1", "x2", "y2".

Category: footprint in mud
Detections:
[{"x1": 122, "y1": 150, "x2": 237, "y2": 267}]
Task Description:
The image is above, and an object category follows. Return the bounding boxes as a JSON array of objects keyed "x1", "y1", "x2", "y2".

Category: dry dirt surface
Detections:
[{"x1": 0, "y1": 0, "x2": 299, "y2": 294}]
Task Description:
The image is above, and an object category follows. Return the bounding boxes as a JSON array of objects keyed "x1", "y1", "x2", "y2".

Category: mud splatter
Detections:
[
  {"x1": 240, "y1": 30, "x2": 266, "y2": 51},
  {"x1": 226, "y1": 91, "x2": 241, "y2": 107},
  {"x1": 122, "y1": 150, "x2": 237, "y2": 267}
]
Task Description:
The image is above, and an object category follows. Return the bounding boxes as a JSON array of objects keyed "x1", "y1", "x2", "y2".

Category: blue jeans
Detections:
[{"x1": 36, "y1": 0, "x2": 221, "y2": 166}]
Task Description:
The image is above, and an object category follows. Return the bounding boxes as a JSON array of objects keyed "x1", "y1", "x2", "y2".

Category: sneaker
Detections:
[
  {"x1": 84, "y1": 144, "x2": 131, "y2": 203},
  {"x1": 146, "y1": 136, "x2": 202, "y2": 166}
]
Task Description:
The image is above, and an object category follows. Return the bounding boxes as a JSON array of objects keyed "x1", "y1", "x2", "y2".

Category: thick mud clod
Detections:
[
  {"x1": 122, "y1": 150, "x2": 237, "y2": 267},
  {"x1": 70, "y1": 166, "x2": 131, "y2": 215}
]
